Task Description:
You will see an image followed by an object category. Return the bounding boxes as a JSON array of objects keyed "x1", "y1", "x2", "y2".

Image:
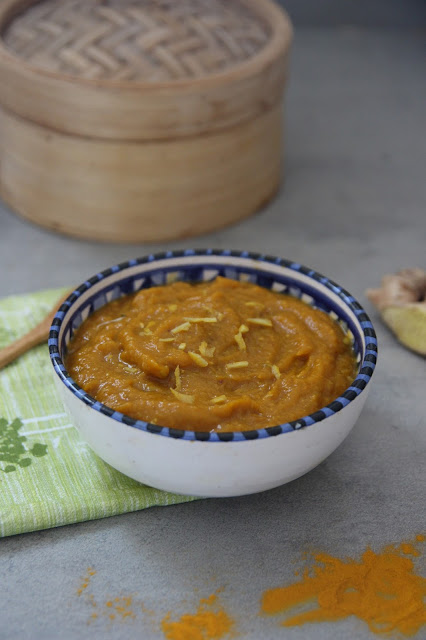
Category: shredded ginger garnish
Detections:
[
  {"x1": 174, "y1": 365, "x2": 181, "y2": 390},
  {"x1": 96, "y1": 316, "x2": 125, "y2": 329},
  {"x1": 247, "y1": 318, "x2": 272, "y2": 327},
  {"x1": 140, "y1": 321, "x2": 155, "y2": 335},
  {"x1": 271, "y1": 364, "x2": 281, "y2": 379},
  {"x1": 226, "y1": 361, "x2": 249, "y2": 369},
  {"x1": 171, "y1": 388, "x2": 194, "y2": 404},
  {"x1": 199, "y1": 341, "x2": 215, "y2": 358},
  {"x1": 184, "y1": 317, "x2": 218, "y2": 324},
  {"x1": 188, "y1": 352, "x2": 209, "y2": 367},
  {"x1": 123, "y1": 366, "x2": 137, "y2": 374},
  {"x1": 171, "y1": 322, "x2": 191, "y2": 334},
  {"x1": 234, "y1": 332, "x2": 246, "y2": 351}
]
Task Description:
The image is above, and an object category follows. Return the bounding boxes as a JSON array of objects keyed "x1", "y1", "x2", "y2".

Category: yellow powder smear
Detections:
[
  {"x1": 77, "y1": 567, "x2": 138, "y2": 625},
  {"x1": 399, "y1": 543, "x2": 421, "y2": 557},
  {"x1": 260, "y1": 536, "x2": 426, "y2": 636},
  {"x1": 110, "y1": 596, "x2": 136, "y2": 621},
  {"x1": 161, "y1": 593, "x2": 233, "y2": 640},
  {"x1": 77, "y1": 567, "x2": 96, "y2": 596}
]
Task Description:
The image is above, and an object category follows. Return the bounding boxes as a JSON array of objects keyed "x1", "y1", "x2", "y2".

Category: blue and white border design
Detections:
[{"x1": 48, "y1": 250, "x2": 378, "y2": 443}]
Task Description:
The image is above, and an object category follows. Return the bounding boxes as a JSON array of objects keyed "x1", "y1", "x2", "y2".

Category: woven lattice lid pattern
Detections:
[{"x1": 2, "y1": 0, "x2": 271, "y2": 81}]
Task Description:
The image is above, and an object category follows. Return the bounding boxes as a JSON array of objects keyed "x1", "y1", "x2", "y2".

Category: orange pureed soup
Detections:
[{"x1": 66, "y1": 277, "x2": 357, "y2": 432}]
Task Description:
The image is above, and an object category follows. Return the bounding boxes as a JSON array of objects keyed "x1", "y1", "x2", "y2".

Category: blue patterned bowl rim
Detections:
[{"x1": 48, "y1": 249, "x2": 377, "y2": 443}]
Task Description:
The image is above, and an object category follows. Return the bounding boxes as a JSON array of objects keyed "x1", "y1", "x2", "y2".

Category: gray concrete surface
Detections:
[
  {"x1": 1, "y1": 28, "x2": 425, "y2": 640},
  {"x1": 278, "y1": 0, "x2": 426, "y2": 28}
]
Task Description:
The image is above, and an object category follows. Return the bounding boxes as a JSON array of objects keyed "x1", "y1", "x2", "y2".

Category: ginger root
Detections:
[{"x1": 366, "y1": 268, "x2": 426, "y2": 355}]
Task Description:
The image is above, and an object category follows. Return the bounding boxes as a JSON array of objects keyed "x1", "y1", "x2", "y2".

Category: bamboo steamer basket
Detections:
[{"x1": 0, "y1": 0, "x2": 293, "y2": 243}]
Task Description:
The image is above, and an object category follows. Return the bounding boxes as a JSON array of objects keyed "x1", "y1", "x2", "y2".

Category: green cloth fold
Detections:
[{"x1": 0, "y1": 288, "x2": 198, "y2": 538}]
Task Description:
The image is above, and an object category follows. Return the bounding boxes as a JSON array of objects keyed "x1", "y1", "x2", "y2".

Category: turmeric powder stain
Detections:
[
  {"x1": 161, "y1": 593, "x2": 234, "y2": 640},
  {"x1": 261, "y1": 536, "x2": 426, "y2": 636},
  {"x1": 76, "y1": 568, "x2": 136, "y2": 624},
  {"x1": 76, "y1": 567, "x2": 96, "y2": 596}
]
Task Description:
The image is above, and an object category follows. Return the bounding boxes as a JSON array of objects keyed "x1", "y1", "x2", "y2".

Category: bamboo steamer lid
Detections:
[{"x1": 0, "y1": 0, "x2": 293, "y2": 242}]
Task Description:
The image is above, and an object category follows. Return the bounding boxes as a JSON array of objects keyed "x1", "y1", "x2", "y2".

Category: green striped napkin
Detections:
[{"x1": 0, "y1": 288, "x2": 199, "y2": 538}]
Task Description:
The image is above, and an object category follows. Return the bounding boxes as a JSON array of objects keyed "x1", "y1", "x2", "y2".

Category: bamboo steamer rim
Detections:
[
  {"x1": 0, "y1": 0, "x2": 293, "y2": 140},
  {"x1": 0, "y1": 0, "x2": 291, "y2": 91}
]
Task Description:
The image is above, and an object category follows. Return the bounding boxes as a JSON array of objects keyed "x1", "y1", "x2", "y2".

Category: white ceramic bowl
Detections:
[{"x1": 49, "y1": 250, "x2": 377, "y2": 497}]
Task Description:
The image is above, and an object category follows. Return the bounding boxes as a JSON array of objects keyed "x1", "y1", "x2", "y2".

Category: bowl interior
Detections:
[{"x1": 49, "y1": 251, "x2": 377, "y2": 442}]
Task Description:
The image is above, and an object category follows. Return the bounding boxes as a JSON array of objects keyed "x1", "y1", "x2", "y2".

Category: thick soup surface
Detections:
[{"x1": 66, "y1": 277, "x2": 357, "y2": 432}]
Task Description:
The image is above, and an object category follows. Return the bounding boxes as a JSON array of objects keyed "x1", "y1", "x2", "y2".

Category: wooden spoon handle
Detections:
[{"x1": 0, "y1": 291, "x2": 71, "y2": 370}]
